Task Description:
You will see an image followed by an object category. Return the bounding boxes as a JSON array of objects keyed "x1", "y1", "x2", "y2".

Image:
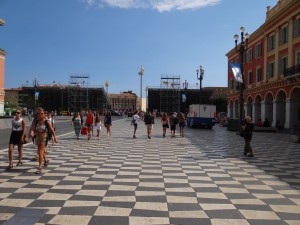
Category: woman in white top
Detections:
[{"x1": 7, "y1": 110, "x2": 26, "y2": 169}]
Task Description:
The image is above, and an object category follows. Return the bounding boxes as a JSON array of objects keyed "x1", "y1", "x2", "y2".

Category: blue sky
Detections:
[{"x1": 1, "y1": 0, "x2": 277, "y2": 97}]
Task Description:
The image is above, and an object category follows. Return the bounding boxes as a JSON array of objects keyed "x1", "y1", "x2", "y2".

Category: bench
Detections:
[{"x1": 253, "y1": 126, "x2": 277, "y2": 132}]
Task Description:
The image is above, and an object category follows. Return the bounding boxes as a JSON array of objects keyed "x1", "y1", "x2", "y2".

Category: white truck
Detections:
[{"x1": 186, "y1": 104, "x2": 216, "y2": 128}]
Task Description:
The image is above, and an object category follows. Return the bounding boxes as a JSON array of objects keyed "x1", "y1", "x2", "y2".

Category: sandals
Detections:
[
  {"x1": 7, "y1": 163, "x2": 13, "y2": 170},
  {"x1": 44, "y1": 160, "x2": 49, "y2": 167},
  {"x1": 35, "y1": 168, "x2": 42, "y2": 174},
  {"x1": 16, "y1": 161, "x2": 22, "y2": 166}
]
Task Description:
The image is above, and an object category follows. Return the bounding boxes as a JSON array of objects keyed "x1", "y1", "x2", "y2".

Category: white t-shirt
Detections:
[{"x1": 132, "y1": 114, "x2": 140, "y2": 124}]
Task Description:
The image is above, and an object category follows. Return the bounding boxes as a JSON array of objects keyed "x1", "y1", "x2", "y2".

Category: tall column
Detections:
[
  {"x1": 227, "y1": 104, "x2": 231, "y2": 118},
  {"x1": 261, "y1": 101, "x2": 266, "y2": 122},
  {"x1": 272, "y1": 100, "x2": 277, "y2": 127},
  {"x1": 251, "y1": 102, "x2": 255, "y2": 122},
  {"x1": 285, "y1": 98, "x2": 291, "y2": 129},
  {"x1": 0, "y1": 50, "x2": 6, "y2": 116},
  {"x1": 233, "y1": 102, "x2": 236, "y2": 118}
]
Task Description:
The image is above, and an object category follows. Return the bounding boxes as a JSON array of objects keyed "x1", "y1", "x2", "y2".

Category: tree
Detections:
[{"x1": 213, "y1": 96, "x2": 228, "y2": 113}]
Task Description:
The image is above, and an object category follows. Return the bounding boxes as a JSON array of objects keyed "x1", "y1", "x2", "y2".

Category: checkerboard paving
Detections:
[{"x1": 0, "y1": 118, "x2": 299, "y2": 225}]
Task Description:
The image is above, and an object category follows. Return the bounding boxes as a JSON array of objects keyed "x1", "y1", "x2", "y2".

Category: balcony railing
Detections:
[{"x1": 284, "y1": 64, "x2": 300, "y2": 77}]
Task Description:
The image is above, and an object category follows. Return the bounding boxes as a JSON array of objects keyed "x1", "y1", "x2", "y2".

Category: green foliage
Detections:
[{"x1": 213, "y1": 97, "x2": 228, "y2": 113}]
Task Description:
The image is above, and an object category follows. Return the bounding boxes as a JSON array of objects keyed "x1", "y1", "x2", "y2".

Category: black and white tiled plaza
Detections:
[{"x1": 0, "y1": 118, "x2": 299, "y2": 225}]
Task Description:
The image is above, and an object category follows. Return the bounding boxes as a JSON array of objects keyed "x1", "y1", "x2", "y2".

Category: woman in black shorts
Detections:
[{"x1": 7, "y1": 110, "x2": 26, "y2": 169}]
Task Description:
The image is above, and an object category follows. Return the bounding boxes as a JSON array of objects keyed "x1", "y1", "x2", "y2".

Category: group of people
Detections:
[
  {"x1": 71, "y1": 110, "x2": 112, "y2": 140},
  {"x1": 131, "y1": 111, "x2": 187, "y2": 139},
  {"x1": 7, "y1": 107, "x2": 57, "y2": 174}
]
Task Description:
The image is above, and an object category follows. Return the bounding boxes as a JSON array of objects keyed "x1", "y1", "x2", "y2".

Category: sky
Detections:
[{"x1": 0, "y1": 0, "x2": 278, "y2": 97}]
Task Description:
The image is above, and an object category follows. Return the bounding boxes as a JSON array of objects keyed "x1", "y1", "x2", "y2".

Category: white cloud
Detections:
[
  {"x1": 151, "y1": 0, "x2": 221, "y2": 12},
  {"x1": 81, "y1": 0, "x2": 221, "y2": 12}
]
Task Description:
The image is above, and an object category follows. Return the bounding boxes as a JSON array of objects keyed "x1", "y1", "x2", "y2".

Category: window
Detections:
[
  {"x1": 278, "y1": 56, "x2": 288, "y2": 75},
  {"x1": 246, "y1": 48, "x2": 253, "y2": 63},
  {"x1": 248, "y1": 71, "x2": 253, "y2": 85},
  {"x1": 256, "y1": 67, "x2": 262, "y2": 82},
  {"x1": 255, "y1": 43, "x2": 262, "y2": 58},
  {"x1": 279, "y1": 26, "x2": 289, "y2": 45},
  {"x1": 267, "y1": 35, "x2": 276, "y2": 52},
  {"x1": 293, "y1": 18, "x2": 300, "y2": 38},
  {"x1": 267, "y1": 62, "x2": 275, "y2": 78}
]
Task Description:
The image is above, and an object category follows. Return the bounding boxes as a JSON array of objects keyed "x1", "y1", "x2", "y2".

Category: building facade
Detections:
[
  {"x1": 227, "y1": 0, "x2": 300, "y2": 131},
  {"x1": 108, "y1": 91, "x2": 138, "y2": 112},
  {"x1": 5, "y1": 85, "x2": 107, "y2": 114}
]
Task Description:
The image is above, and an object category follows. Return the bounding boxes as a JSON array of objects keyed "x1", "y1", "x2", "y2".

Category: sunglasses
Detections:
[
  {"x1": 39, "y1": 112, "x2": 44, "y2": 115},
  {"x1": 16, "y1": 112, "x2": 21, "y2": 114}
]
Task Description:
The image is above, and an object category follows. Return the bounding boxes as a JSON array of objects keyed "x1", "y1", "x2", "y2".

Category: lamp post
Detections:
[
  {"x1": 33, "y1": 78, "x2": 39, "y2": 110},
  {"x1": 196, "y1": 65, "x2": 204, "y2": 105},
  {"x1": 234, "y1": 26, "x2": 249, "y2": 126},
  {"x1": 105, "y1": 80, "x2": 109, "y2": 111},
  {"x1": 138, "y1": 65, "x2": 144, "y2": 110},
  {"x1": 182, "y1": 80, "x2": 189, "y2": 113}
]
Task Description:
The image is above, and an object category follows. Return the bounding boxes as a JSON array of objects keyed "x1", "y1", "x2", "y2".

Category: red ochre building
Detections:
[{"x1": 226, "y1": 0, "x2": 300, "y2": 130}]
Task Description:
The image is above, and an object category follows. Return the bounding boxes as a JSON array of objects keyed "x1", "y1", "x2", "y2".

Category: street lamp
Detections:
[
  {"x1": 196, "y1": 65, "x2": 204, "y2": 104},
  {"x1": 105, "y1": 81, "x2": 109, "y2": 111},
  {"x1": 234, "y1": 26, "x2": 249, "y2": 126},
  {"x1": 33, "y1": 78, "x2": 39, "y2": 110},
  {"x1": 138, "y1": 65, "x2": 144, "y2": 110},
  {"x1": 182, "y1": 80, "x2": 189, "y2": 113}
]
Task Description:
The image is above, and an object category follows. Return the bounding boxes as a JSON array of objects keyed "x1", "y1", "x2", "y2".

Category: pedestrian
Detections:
[
  {"x1": 104, "y1": 111, "x2": 112, "y2": 136},
  {"x1": 7, "y1": 109, "x2": 26, "y2": 169},
  {"x1": 144, "y1": 111, "x2": 154, "y2": 139},
  {"x1": 161, "y1": 112, "x2": 169, "y2": 137},
  {"x1": 72, "y1": 112, "x2": 83, "y2": 139},
  {"x1": 95, "y1": 112, "x2": 102, "y2": 140},
  {"x1": 29, "y1": 108, "x2": 57, "y2": 174},
  {"x1": 169, "y1": 112, "x2": 178, "y2": 138},
  {"x1": 241, "y1": 116, "x2": 254, "y2": 157},
  {"x1": 178, "y1": 112, "x2": 186, "y2": 137},
  {"x1": 131, "y1": 111, "x2": 140, "y2": 138},
  {"x1": 30, "y1": 107, "x2": 43, "y2": 161},
  {"x1": 85, "y1": 109, "x2": 94, "y2": 140},
  {"x1": 46, "y1": 112, "x2": 55, "y2": 146}
]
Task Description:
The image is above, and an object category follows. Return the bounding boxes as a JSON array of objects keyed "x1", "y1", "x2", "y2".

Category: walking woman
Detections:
[
  {"x1": 7, "y1": 109, "x2": 26, "y2": 169},
  {"x1": 72, "y1": 112, "x2": 83, "y2": 139},
  {"x1": 104, "y1": 111, "x2": 112, "y2": 136},
  {"x1": 85, "y1": 110, "x2": 94, "y2": 140},
  {"x1": 241, "y1": 116, "x2": 254, "y2": 157},
  {"x1": 161, "y1": 112, "x2": 169, "y2": 137},
  {"x1": 178, "y1": 112, "x2": 186, "y2": 137},
  {"x1": 29, "y1": 108, "x2": 57, "y2": 174}
]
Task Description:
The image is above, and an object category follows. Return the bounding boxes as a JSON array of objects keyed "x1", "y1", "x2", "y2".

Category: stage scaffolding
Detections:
[
  {"x1": 68, "y1": 74, "x2": 90, "y2": 113},
  {"x1": 160, "y1": 75, "x2": 181, "y2": 113}
]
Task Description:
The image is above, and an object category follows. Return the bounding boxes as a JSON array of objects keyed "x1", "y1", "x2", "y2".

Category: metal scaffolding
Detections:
[
  {"x1": 68, "y1": 74, "x2": 90, "y2": 113},
  {"x1": 160, "y1": 75, "x2": 181, "y2": 113}
]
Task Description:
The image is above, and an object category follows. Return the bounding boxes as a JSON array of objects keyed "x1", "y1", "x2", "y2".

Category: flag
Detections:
[
  {"x1": 35, "y1": 92, "x2": 40, "y2": 100},
  {"x1": 182, "y1": 93, "x2": 186, "y2": 102},
  {"x1": 230, "y1": 63, "x2": 243, "y2": 83}
]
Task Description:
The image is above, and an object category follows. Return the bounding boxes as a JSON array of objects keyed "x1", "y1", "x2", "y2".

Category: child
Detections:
[{"x1": 95, "y1": 112, "x2": 102, "y2": 140}]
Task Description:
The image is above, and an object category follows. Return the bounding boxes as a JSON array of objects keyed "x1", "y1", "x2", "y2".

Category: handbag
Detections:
[{"x1": 240, "y1": 130, "x2": 251, "y2": 138}]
